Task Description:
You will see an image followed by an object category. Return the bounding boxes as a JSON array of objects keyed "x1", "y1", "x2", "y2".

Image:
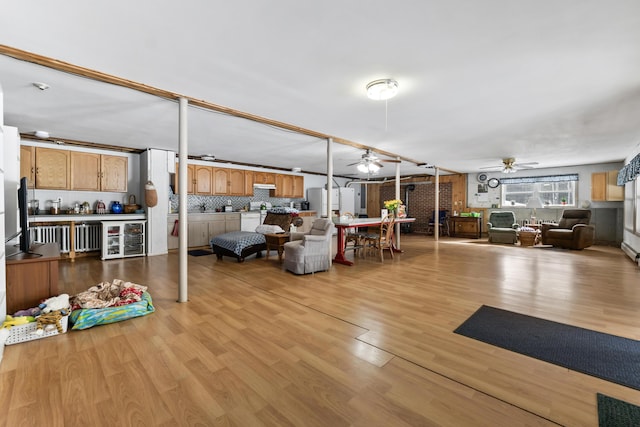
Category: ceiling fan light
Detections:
[
  {"x1": 368, "y1": 163, "x2": 380, "y2": 173},
  {"x1": 357, "y1": 163, "x2": 369, "y2": 173},
  {"x1": 366, "y1": 79, "x2": 399, "y2": 100}
]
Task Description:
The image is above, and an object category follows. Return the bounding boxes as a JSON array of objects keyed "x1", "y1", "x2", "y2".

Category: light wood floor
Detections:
[{"x1": 2, "y1": 235, "x2": 640, "y2": 426}]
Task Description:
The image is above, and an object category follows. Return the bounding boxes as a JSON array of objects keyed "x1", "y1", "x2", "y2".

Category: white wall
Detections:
[{"x1": 141, "y1": 149, "x2": 171, "y2": 256}]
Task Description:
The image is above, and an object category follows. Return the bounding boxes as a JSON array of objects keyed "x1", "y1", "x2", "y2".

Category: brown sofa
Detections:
[{"x1": 541, "y1": 209, "x2": 594, "y2": 250}]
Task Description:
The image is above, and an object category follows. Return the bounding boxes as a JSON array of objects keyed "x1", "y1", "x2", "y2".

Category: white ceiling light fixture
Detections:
[
  {"x1": 34, "y1": 130, "x2": 49, "y2": 139},
  {"x1": 357, "y1": 162, "x2": 380, "y2": 174},
  {"x1": 366, "y1": 78, "x2": 399, "y2": 101}
]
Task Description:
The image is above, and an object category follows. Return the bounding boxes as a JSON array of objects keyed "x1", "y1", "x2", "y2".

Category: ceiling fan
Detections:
[
  {"x1": 347, "y1": 149, "x2": 400, "y2": 174},
  {"x1": 480, "y1": 157, "x2": 538, "y2": 174}
]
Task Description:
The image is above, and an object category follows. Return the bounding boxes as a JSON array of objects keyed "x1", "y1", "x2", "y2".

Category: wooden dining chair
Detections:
[
  {"x1": 343, "y1": 212, "x2": 366, "y2": 258},
  {"x1": 363, "y1": 214, "x2": 396, "y2": 262}
]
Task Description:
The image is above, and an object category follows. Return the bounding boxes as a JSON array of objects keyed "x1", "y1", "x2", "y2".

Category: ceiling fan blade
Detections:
[
  {"x1": 346, "y1": 161, "x2": 360, "y2": 166},
  {"x1": 479, "y1": 165, "x2": 502, "y2": 170},
  {"x1": 380, "y1": 159, "x2": 401, "y2": 163},
  {"x1": 373, "y1": 161, "x2": 384, "y2": 168},
  {"x1": 515, "y1": 162, "x2": 539, "y2": 167}
]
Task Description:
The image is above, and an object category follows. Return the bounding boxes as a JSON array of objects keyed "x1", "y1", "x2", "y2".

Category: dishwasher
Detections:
[{"x1": 240, "y1": 212, "x2": 261, "y2": 232}]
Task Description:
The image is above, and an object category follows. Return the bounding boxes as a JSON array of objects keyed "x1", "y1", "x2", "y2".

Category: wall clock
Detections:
[
  {"x1": 488, "y1": 178, "x2": 500, "y2": 188},
  {"x1": 477, "y1": 173, "x2": 488, "y2": 183}
]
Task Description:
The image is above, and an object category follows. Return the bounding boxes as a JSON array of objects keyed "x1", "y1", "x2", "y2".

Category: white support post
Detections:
[
  {"x1": 434, "y1": 167, "x2": 440, "y2": 241},
  {"x1": 178, "y1": 97, "x2": 188, "y2": 303},
  {"x1": 327, "y1": 138, "x2": 334, "y2": 264},
  {"x1": 395, "y1": 157, "x2": 401, "y2": 249}
]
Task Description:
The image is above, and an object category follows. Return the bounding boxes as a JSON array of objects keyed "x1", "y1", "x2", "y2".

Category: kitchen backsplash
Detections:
[{"x1": 169, "y1": 187, "x2": 305, "y2": 212}]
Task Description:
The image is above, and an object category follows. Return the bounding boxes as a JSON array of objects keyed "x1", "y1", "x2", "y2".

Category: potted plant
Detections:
[{"x1": 561, "y1": 197, "x2": 567, "y2": 205}]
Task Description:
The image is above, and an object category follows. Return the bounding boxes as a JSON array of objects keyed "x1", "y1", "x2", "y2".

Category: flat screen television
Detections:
[{"x1": 17, "y1": 176, "x2": 30, "y2": 253}]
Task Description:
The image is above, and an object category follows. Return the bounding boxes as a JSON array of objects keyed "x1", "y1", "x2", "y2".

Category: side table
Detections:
[{"x1": 264, "y1": 233, "x2": 290, "y2": 262}]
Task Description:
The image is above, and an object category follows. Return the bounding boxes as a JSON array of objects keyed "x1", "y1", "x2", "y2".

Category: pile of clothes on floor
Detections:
[{"x1": 69, "y1": 279, "x2": 155, "y2": 330}]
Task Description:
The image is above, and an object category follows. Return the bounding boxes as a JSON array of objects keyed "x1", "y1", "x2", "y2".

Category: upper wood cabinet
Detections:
[
  {"x1": 213, "y1": 167, "x2": 230, "y2": 195},
  {"x1": 591, "y1": 170, "x2": 623, "y2": 202},
  {"x1": 35, "y1": 147, "x2": 71, "y2": 190},
  {"x1": 195, "y1": 165, "x2": 213, "y2": 195},
  {"x1": 20, "y1": 146, "x2": 35, "y2": 188},
  {"x1": 271, "y1": 174, "x2": 303, "y2": 198},
  {"x1": 71, "y1": 152, "x2": 101, "y2": 191},
  {"x1": 70, "y1": 152, "x2": 128, "y2": 192},
  {"x1": 174, "y1": 163, "x2": 195, "y2": 194},
  {"x1": 254, "y1": 171, "x2": 276, "y2": 185},
  {"x1": 228, "y1": 169, "x2": 245, "y2": 196},
  {"x1": 244, "y1": 170, "x2": 254, "y2": 195},
  {"x1": 101, "y1": 155, "x2": 128, "y2": 192},
  {"x1": 292, "y1": 175, "x2": 304, "y2": 198}
]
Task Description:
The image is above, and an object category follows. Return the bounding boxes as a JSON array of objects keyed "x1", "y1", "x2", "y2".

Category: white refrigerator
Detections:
[{"x1": 307, "y1": 187, "x2": 355, "y2": 217}]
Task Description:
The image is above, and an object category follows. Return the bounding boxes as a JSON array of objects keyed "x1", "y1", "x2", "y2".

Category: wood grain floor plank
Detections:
[{"x1": 2, "y1": 236, "x2": 639, "y2": 426}]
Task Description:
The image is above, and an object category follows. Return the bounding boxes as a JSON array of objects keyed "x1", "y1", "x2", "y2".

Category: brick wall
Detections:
[{"x1": 379, "y1": 183, "x2": 452, "y2": 233}]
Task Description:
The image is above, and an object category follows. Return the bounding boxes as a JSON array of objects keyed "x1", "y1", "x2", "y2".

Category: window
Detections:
[{"x1": 500, "y1": 174, "x2": 578, "y2": 208}]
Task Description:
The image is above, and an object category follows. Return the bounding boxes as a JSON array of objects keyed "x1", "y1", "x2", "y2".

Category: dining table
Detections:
[{"x1": 332, "y1": 216, "x2": 416, "y2": 266}]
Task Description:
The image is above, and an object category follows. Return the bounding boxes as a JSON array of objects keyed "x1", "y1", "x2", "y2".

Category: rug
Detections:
[
  {"x1": 454, "y1": 305, "x2": 640, "y2": 391},
  {"x1": 188, "y1": 249, "x2": 213, "y2": 256},
  {"x1": 598, "y1": 393, "x2": 640, "y2": 427}
]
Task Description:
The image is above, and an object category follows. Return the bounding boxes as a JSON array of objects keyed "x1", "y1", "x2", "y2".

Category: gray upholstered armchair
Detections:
[
  {"x1": 487, "y1": 211, "x2": 519, "y2": 244},
  {"x1": 283, "y1": 218, "x2": 334, "y2": 274}
]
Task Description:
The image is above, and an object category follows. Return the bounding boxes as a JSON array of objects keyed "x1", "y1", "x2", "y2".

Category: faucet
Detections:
[{"x1": 201, "y1": 204, "x2": 206, "y2": 212}]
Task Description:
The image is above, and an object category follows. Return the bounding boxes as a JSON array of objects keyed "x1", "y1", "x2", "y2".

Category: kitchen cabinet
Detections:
[
  {"x1": 591, "y1": 171, "x2": 623, "y2": 202},
  {"x1": 35, "y1": 147, "x2": 70, "y2": 190},
  {"x1": 174, "y1": 162, "x2": 195, "y2": 194},
  {"x1": 254, "y1": 171, "x2": 276, "y2": 185},
  {"x1": 271, "y1": 174, "x2": 303, "y2": 198},
  {"x1": 188, "y1": 221, "x2": 210, "y2": 247},
  {"x1": 167, "y1": 218, "x2": 179, "y2": 250},
  {"x1": 292, "y1": 175, "x2": 304, "y2": 198},
  {"x1": 101, "y1": 220, "x2": 146, "y2": 260},
  {"x1": 101, "y1": 155, "x2": 128, "y2": 192},
  {"x1": 195, "y1": 165, "x2": 213, "y2": 195},
  {"x1": 70, "y1": 152, "x2": 128, "y2": 192},
  {"x1": 228, "y1": 169, "x2": 245, "y2": 195},
  {"x1": 212, "y1": 167, "x2": 245, "y2": 195},
  {"x1": 213, "y1": 167, "x2": 230, "y2": 195},
  {"x1": 182, "y1": 213, "x2": 241, "y2": 247},
  {"x1": 20, "y1": 145, "x2": 35, "y2": 187},
  {"x1": 244, "y1": 170, "x2": 254, "y2": 195}
]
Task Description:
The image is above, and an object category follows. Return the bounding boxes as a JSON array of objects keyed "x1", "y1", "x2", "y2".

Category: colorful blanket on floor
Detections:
[{"x1": 69, "y1": 279, "x2": 154, "y2": 330}]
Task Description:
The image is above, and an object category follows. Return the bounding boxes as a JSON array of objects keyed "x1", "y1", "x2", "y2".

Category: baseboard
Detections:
[{"x1": 621, "y1": 242, "x2": 640, "y2": 266}]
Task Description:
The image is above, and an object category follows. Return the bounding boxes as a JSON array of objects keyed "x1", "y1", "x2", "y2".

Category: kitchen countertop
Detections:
[{"x1": 29, "y1": 213, "x2": 146, "y2": 223}]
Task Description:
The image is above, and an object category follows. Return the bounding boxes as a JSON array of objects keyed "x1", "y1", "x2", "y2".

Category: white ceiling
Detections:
[{"x1": 1, "y1": 1, "x2": 640, "y2": 178}]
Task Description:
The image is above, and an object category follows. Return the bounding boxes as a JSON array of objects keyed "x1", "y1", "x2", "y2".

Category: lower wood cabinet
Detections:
[
  {"x1": 449, "y1": 216, "x2": 482, "y2": 239},
  {"x1": 169, "y1": 213, "x2": 242, "y2": 248}
]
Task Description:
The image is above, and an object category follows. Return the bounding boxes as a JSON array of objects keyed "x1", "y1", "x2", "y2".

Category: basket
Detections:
[
  {"x1": 5, "y1": 315, "x2": 69, "y2": 345},
  {"x1": 519, "y1": 231, "x2": 539, "y2": 247},
  {"x1": 124, "y1": 195, "x2": 140, "y2": 213}
]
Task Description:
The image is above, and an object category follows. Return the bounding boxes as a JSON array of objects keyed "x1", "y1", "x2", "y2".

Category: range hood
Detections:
[{"x1": 253, "y1": 183, "x2": 276, "y2": 190}]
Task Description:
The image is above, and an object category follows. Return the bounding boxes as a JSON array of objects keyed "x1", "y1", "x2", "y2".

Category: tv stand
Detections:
[{"x1": 5, "y1": 242, "x2": 60, "y2": 314}]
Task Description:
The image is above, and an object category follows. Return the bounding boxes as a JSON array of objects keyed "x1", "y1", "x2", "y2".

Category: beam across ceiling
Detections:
[{"x1": 0, "y1": 45, "x2": 436, "y2": 170}]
